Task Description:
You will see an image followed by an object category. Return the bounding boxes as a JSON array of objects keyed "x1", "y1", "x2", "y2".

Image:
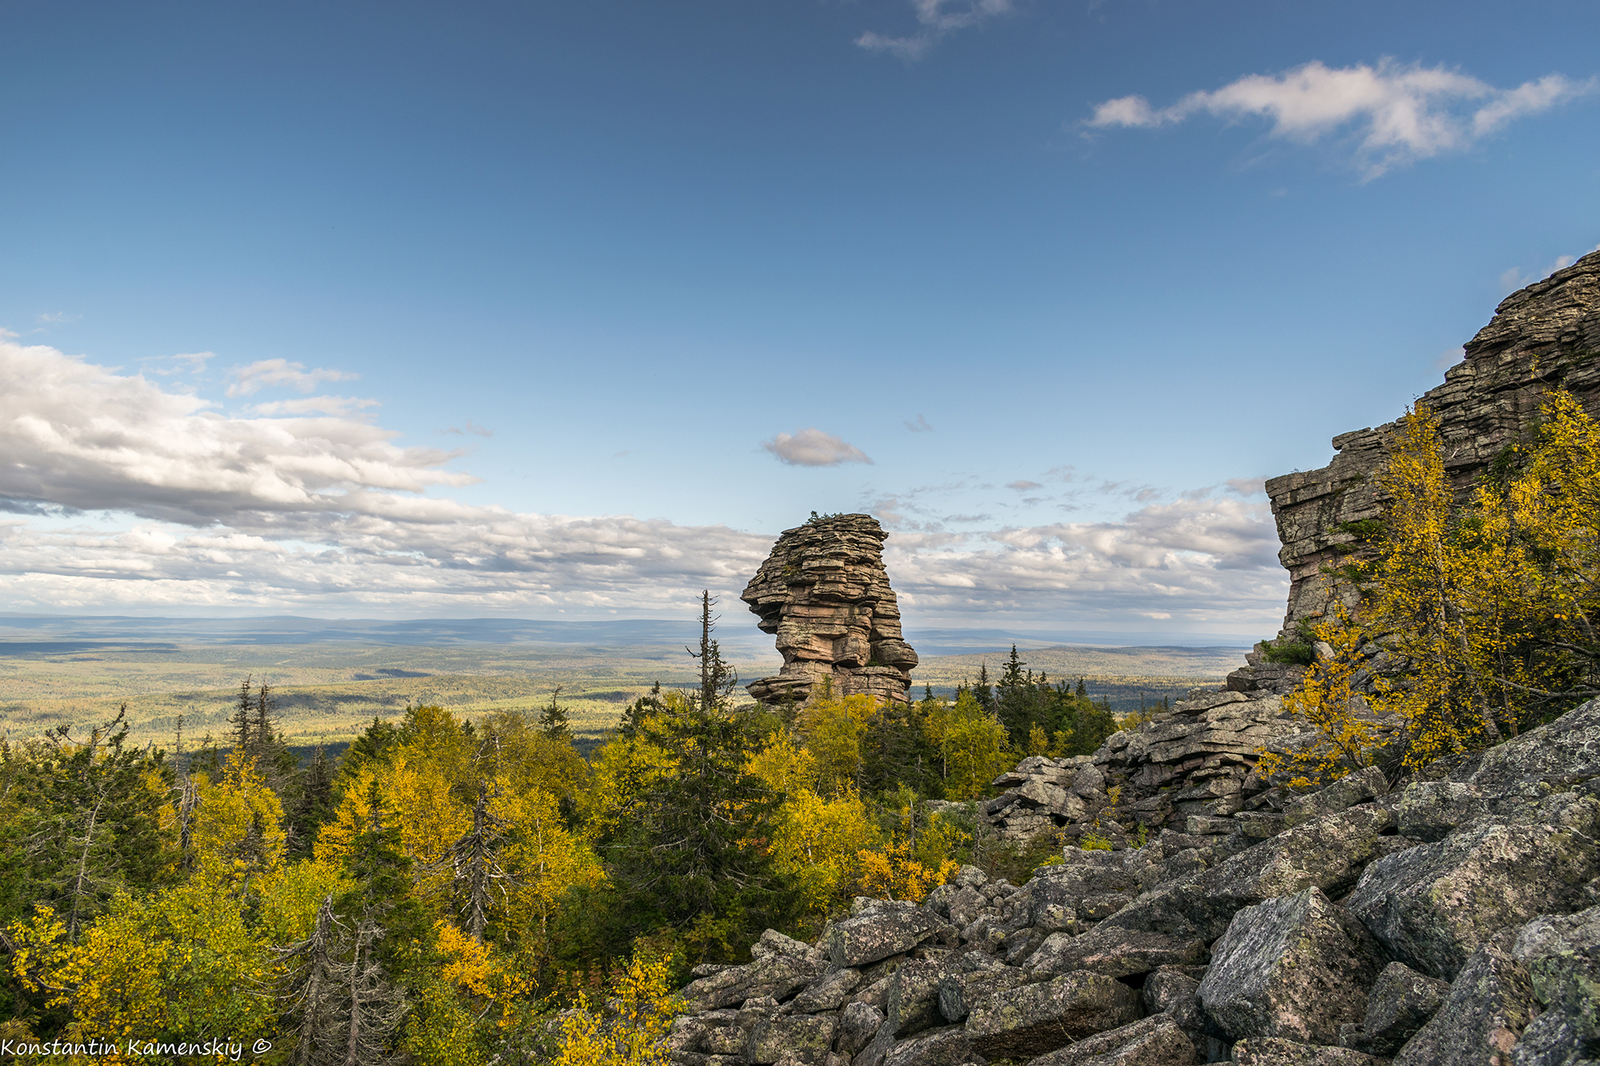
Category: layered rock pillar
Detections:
[
  {"x1": 1265, "y1": 249, "x2": 1600, "y2": 644},
  {"x1": 741, "y1": 513, "x2": 919, "y2": 706}
]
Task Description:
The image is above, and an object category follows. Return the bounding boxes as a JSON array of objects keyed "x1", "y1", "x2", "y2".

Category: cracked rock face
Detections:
[
  {"x1": 741, "y1": 514, "x2": 918, "y2": 706},
  {"x1": 1264, "y1": 248, "x2": 1600, "y2": 645}
]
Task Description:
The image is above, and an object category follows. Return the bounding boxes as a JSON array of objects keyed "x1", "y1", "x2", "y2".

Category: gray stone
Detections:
[
  {"x1": 1512, "y1": 906, "x2": 1600, "y2": 1062},
  {"x1": 1198, "y1": 887, "x2": 1381, "y2": 1045},
  {"x1": 749, "y1": 1015, "x2": 836, "y2": 1065},
  {"x1": 1283, "y1": 767, "x2": 1387, "y2": 828},
  {"x1": 1457, "y1": 697, "x2": 1600, "y2": 794},
  {"x1": 851, "y1": 975, "x2": 892, "y2": 1011},
  {"x1": 965, "y1": 968, "x2": 1142, "y2": 1058},
  {"x1": 681, "y1": 955, "x2": 829, "y2": 1011},
  {"x1": 835, "y1": 1002, "x2": 884, "y2": 1057},
  {"x1": 1143, "y1": 970, "x2": 1201, "y2": 1016},
  {"x1": 791, "y1": 967, "x2": 862, "y2": 1013},
  {"x1": 953, "y1": 863, "x2": 988, "y2": 888},
  {"x1": 702, "y1": 1026, "x2": 748, "y2": 1055},
  {"x1": 1231, "y1": 1038, "x2": 1388, "y2": 1065},
  {"x1": 1511, "y1": 1009, "x2": 1595, "y2": 1066},
  {"x1": 1396, "y1": 780, "x2": 1493, "y2": 842},
  {"x1": 1345, "y1": 820, "x2": 1600, "y2": 981},
  {"x1": 1393, "y1": 945, "x2": 1537, "y2": 1066},
  {"x1": 1082, "y1": 891, "x2": 1135, "y2": 921},
  {"x1": 936, "y1": 966, "x2": 1028, "y2": 1024},
  {"x1": 947, "y1": 885, "x2": 987, "y2": 929},
  {"x1": 1030, "y1": 1015, "x2": 1198, "y2": 1066},
  {"x1": 1027, "y1": 926, "x2": 1209, "y2": 979},
  {"x1": 885, "y1": 957, "x2": 962, "y2": 1038},
  {"x1": 829, "y1": 909, "x2": 940, "y2": 968},
  {"x1": 1338, "y1": 961, "x2": 1450, "y2": 1056},
  {"x1": 754, "y1": 927, "x2": 819, "y2": 959},
  {"x1": 852, "y1": 1020, "x2": 896, "y2": 1066},
  {"x1": 1101, "y1": 805, "x2": 1394, "y2": 944},
  {"x1": 880, "y1": 1026, "x2": 971, "y2": 1066}
]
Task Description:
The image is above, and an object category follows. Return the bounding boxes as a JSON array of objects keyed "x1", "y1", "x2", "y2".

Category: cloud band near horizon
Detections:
[{"x1": 0, "y1": 337, "x2": 1288, "y2": 633}]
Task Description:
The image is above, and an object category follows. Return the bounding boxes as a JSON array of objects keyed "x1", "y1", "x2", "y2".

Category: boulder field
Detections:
[{"x1": 665, "y1": 698, "x2": 1600, "y2": 1066}]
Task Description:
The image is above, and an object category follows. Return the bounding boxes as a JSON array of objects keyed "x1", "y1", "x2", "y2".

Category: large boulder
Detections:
[
  {"x1": 885, "y1": 957, "x2": 964, "y2": 1037},
  {"x1": 1197, "y1": 887, "x2": 1381, "y2": 1045},
  {"x1": 880, "y1": 1026, "x2": 972, "y2": 1066},
  {"x1": 1338, "y1": 961, "x2": 1451, "y2": 1056},
  {"x1": 964, "y1": 969, "x2": 1142, "y2": 1058},
  {"x1": 1392, "y1": 945, "x2": 1537, "y2": 1066},
  {"x1": 1345, "y1": 821, "x2": 1600, "y2": 981},
  {"x1": 1510, "y1": 906, "x2": 1600, "y2": 1065},
  {"x1": 1454, "y1": 697, "x2": 1600, "y2": 794},
  {"x1": 1029, "y1": 1015, "x2": 1198, "y2": 1066},
  {"x1": 1026, "y1": 926, "x2": 1209, "y2": 979},
  {"x1": 747, "y1": 1014, "x2": 836, "y2": 1065},
  {"x1": 1231, "y1": 1038, "x2": 1389, "y2": 1065},
  {"x1": 828, "y1": 906, "x2": 940, "y2": 968},
  {"x1": 680, "y1": 954, "x2": 829, "y2": 1011}
]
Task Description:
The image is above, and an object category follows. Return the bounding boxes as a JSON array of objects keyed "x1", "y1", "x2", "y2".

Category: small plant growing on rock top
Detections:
[{"x1": 1077, "y1": 830, "x2": 1113, "y2": 852}]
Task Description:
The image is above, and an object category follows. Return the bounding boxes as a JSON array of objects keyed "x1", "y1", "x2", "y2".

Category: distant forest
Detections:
[{"x1": 0, "y1": 601, "x2": 1120, "y2": 1062}]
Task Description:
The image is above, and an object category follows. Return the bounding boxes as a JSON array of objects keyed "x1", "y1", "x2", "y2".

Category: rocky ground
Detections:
[{"x1": 665, "y1": 696, "x2": 1600, "y2": 1066}]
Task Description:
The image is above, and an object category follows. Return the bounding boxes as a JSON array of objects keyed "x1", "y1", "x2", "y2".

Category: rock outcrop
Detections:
[
  {"x1": 666, "y1": 699, "x2": 1600, "y2": 1066},
  {"x1": 1263, "y1": 248, "x2": 1600, "y2": 647},
  {"x1": 742, "y1": 514, "x2": 918, "y2": 707}
]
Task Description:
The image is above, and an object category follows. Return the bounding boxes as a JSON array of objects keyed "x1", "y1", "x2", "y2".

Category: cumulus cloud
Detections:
[
  {"x1": 761, "y1": 428, "x2": 873, "y2": 467},
  {"x1": 1007, "y1": 480, "x2": 1043, "y2": 491},
  {"x1": 1086, "y1": 60, "x2": 1596, "y2": 178},
  {"x1": 0, "y1": 338, "x2": 772, "y2": 615},
  {"x1": 0, "y1": 338, "x2": 1289, "y2": 632},
  {"x1": 0, "y1": 338, "x2": 473, "y2": 526},
  {"x1": 883, "y1": 494, "x2": 1286, "y2": 628},
  {"x1": 227, "y1": 358, "x2": 359, "y2": 397},
  {"x1": 856, "y1": 0, "x2": 1011, "y2": 61}
]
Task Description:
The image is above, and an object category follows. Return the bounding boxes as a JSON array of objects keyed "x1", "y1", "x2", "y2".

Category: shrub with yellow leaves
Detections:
[{"x1": 555, "y1": 952, "x2": 680, "y2": 1066}]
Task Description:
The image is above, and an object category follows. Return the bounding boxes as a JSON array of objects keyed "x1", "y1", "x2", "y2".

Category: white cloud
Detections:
[
  {"x1": 1, "y1": 338, "x2": 470, "y2": 526},
  {"x1": 1497, "y1": 245, "x2": 1599, "y2": 291},
  {"x1": 761, "y1": 428, "x2": 873, "y2": 467},
  {"x1": 1086, "y1": 60, "x2": 1596, "y2": 178},
  {"x1": 0, "y1": 338, "x2": 771, "y2": 615},
  {"x1": 882, "y1": 495, "x2": 1286, "y2": 628},
  {"x1": 856, "y1": 0, "x2": 1011, "y2": 61},
  {"x1": 905, "y1": 414, "x2": 935, "y2": 433},
  {"x1": 0, "y1": 338, "x2": 1290, "y2": 634},
  {"x1": 141, "y1": 351, "x2": 215, "y2": 377},
  {"x1": 227, "y1": 358, "x2": 359, "y2": 397},
  {"x1": 248, "y1": 395, "x2": 383, "y2": 418},
  {"x1": 441, "y1": 419, "x2": 495, "y2": 438},
  {"x1": 1007, "y1": 480, "x2": 1043, "y2": 491}
]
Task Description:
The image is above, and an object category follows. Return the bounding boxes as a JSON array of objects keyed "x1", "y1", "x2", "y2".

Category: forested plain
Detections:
[{"x1": 0, "y1": 618, "x2": 1120, "y2": 1062}]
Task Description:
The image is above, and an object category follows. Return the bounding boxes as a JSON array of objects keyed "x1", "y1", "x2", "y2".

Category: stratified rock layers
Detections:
[
  {"x1": 741, "y1": 514, "x2": 918, "y2": 706},
  {"x1": 1265, "y1": 249, "x2": 1600, "y2": 642}
]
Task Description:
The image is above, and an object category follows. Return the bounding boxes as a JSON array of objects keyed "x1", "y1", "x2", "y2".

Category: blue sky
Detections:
[{"x1": 2, "y1": 0, "x2": 1597, "y2": 639}]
